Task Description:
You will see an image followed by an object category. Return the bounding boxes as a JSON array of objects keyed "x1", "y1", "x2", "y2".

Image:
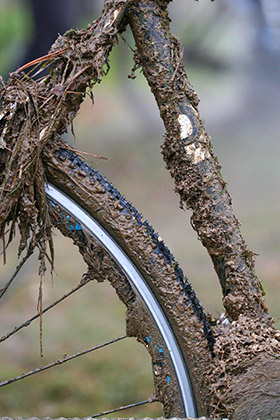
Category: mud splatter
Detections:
[{"x1": 205, "y1": 315, "x2": 280, "y2": 418}]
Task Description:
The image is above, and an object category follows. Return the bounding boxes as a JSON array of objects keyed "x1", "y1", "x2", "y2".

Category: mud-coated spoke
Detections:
[
  {"x1": 0, "y1": 277, "x2": 91, "y2": 343},
  {"x1": 91, "y1": 395, "x2": 157, "y2": 418},
  {"x1": 0, "y1": 335, "x2": 127, "y2": 387}
]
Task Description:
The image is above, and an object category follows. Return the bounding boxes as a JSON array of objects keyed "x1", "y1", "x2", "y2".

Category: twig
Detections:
[{"x1": 15, "y1": 47, "x2": 70, "y2": 73}]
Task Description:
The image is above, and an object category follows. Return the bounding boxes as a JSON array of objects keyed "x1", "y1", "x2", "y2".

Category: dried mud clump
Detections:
[
  {"x1": 0, "y1": 0, "x2": 129, "y2": 285},
  {"x1": 207, "y1": 315, "x2": 280, "y2": 419},
  {"x1": 0, "y1": 75, "x2": 54, "y2": 280}
]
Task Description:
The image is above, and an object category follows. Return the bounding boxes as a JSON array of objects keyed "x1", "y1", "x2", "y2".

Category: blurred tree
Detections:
[
  {"x1": 0, "y1": 0, "x2": 101, "y2": 76},
  {"x1": 21, "y1": 0, "x2": 100, "y2": 66},
  {"x1": 226, "y1": 0, "x2": 280, "y2": 56},
  {"x1": 21, "y1": 0, "x2": 82, "y2": 64},
  {"x1": 259, "y1": 0, "x2": 280, "y2": 54}
]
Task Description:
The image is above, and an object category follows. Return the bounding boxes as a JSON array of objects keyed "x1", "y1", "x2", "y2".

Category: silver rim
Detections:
[{"x1": 45, "y1": 183, "x2": 197, "y2": 417}]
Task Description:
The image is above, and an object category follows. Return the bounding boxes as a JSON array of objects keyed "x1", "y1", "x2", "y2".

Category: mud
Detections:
[
  {"x1": 128, "y1": 0, "x2": 269, "y2": 323},
  {"x1": 205, "y1": 315, "x2": 280, "y2": 418}
]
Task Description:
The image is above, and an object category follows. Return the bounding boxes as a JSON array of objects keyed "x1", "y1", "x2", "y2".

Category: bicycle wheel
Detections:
[
  {"x1": 0, "y1": 144, "x2": 214, "y2": 418},
  {"x1": 44, "y1": 144, "x2": 215, "y2": 416}
]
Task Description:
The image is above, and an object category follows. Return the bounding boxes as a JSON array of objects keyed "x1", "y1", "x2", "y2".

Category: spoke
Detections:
[
  {"x1": 91, "y1": 395, "x2": 156, "y2": 418},
  {"x1": 0, "y1": 277, "x2": 91, "y2": 343},
  {"x1": 0, "y1": 245, "x2": 35, "y2": 299},
  {"x1": 0, "y1": 335, "x2": 127, "y2": 388}
]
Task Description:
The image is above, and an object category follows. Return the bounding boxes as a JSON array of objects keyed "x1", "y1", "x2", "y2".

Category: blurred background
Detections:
[{"x1": 0, "y1": 0, "x2": 279, "y2": 417}]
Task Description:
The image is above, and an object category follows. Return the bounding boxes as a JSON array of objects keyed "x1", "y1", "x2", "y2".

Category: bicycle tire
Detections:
[
  {"x1": 41, "y1": 143, "x2": 215, "y2": 417},
  {"x1": 46, "y1": 183, "x2": 195, "y2": 417}
]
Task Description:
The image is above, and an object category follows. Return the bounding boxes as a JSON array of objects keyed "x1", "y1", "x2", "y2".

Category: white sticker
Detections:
[
  {"x1": 185, "y1": 143, "x2": 210, "y2": 164},
  {"x1": 178, "y1": 114, "x2": 192, "y2": 139}
]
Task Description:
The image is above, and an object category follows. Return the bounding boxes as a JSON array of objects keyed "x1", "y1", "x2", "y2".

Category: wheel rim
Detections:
[{"x1": 46, "y1": 183, "x2": 197, "y2": 418}]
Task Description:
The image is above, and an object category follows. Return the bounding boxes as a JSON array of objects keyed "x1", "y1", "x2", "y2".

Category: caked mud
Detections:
[
  {"x1": 0, "y1": 0, "x2": 130, "y2": 279},
  {"x1": 207, "y1": 316, "x2": 280, "y2": 419}
]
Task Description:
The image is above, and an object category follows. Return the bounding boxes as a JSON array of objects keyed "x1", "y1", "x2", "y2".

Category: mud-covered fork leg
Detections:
[{"x1": 128, "y1": 0, "x2": 268, "y2": 323}]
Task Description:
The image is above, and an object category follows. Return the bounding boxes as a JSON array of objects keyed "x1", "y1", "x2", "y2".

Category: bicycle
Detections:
[{"x1": 0, "y1": 1, "x2": 279, "y2": 419}]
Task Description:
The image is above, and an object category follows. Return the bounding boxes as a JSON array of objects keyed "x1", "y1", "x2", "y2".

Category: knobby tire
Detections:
[{"x1": 41, "y1": 144, "x2": 215, "y2": 417}]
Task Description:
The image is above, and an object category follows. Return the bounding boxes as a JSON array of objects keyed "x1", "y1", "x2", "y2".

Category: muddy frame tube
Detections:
[{"x1": 128, "y1": 0, "x2": 268, "y2": 323}]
